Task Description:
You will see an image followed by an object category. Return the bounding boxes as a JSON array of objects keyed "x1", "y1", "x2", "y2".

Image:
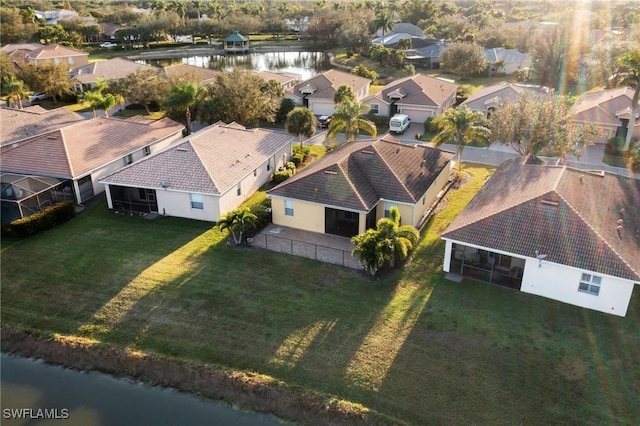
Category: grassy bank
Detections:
[{"x1": 2, "y1": 165, "x2": 639, "y2": 425}]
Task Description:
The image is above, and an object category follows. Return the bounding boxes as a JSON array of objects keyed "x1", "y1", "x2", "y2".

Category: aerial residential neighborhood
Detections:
[{"x1": 1, "y1": 0, "x2": 639, "y2": 424}]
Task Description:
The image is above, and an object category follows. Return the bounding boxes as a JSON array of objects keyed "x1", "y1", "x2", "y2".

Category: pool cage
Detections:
[{"x1": 1, "y1": 173, "x2": 75, "y2": 223}]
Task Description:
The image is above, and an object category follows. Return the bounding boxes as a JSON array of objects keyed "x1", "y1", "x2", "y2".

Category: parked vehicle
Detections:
[
  {"x1": 28, "y1": 92, "x2": 48, "y2": 102},
  {"x1": 317, "y1": 115, "x2": 333, "y2": 128},
  {"x1": 99, "y1": 42, "x2": 117, "y2": 48},
  {"x1": 389, "y1": 113, "x2": 411, "y2": 134}
]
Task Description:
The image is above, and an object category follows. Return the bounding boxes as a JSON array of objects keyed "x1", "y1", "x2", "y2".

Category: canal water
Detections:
[
  {"x1": 138, "y1": 51, "x2": 329, "y2": 80},
  {"x1": 1, "y1": 353, "x2": 286, "y2": 426}
]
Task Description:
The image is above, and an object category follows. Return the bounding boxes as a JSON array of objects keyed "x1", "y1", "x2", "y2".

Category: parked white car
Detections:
[
  {"x1": 28, "y1": 92, "x2": 48, "y2": 102},
  {"x1": 99, "y1": 42, "x2": 117, "y2": 48}
]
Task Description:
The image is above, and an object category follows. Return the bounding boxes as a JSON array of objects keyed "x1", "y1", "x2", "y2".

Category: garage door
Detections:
[
  {"x1": 400, "y1": 108, "x2": 433, "y2": 124},
  {"x1": 310, "y1": 101, "x2": 334, "y2": 116}
]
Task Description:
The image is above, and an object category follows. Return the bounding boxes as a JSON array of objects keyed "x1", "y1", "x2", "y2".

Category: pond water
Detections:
[
  {"x1": 0, "y1": 353, "x2": 286, "y2": 426},
  {"x1": 139, "y1": 51, "x2": 329, "y2": 80}
]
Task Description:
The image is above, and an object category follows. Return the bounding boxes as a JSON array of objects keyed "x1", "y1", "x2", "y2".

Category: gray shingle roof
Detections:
[
  {"x1": 268, "y1": 137, "x2": 454, "y2": 212},
  {"x1": 100, "y1": 123, "x2": 293, "y2": 195},
  {"x1": 460, "y1": 83, "x2": 553, "y2": 111},
  {"x1": 442, "y1": 157, "x2": 640, "y2": 281}
]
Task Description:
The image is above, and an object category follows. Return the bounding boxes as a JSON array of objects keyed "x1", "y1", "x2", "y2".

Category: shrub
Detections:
[
  {"x1": 424, "y1": 117, "x2": 438, "y2": 133},
  {"x1": 250, "y1": 198, "x2": 272, "y2": 233},
  {"x1": 628, "y1": 144, "x2": 640, "y2": 172},
  {"x1": 285, "y1": 161, "x2": 296, "y2": 171},
  {"x1": 1, "y1": 201, "x2": 75, "y2": 238},
  {"x1": 366, "y1": 113, "x2": 391, "y2": 128},
  {"x1": 276, "y1": 98, "x2": 296, "y2": 123},
  {"x1": 605, "y1": 136, "x2": 626, "y2": 155},
  {"x1": 272, "y1": 169, "x2": 294, "y2": 183},
  {"x1": 292, "y1": 146, "x2": 310, "y2": 162},
  {"x1": 291, "y1": 152, "x2": 305, "y2": 165}
]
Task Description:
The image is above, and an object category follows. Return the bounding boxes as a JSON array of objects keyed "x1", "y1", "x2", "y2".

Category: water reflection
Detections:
[{"x1": 140, "y1": 51, "x2": 328, "y2": 80}]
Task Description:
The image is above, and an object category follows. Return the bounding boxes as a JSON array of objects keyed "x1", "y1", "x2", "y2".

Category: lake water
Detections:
[
  {"x1": 140, "y1": 51, "x2": 329, "y2": 81},
  {"x1": 0, "y1": 353, "x2": 285, "y2": 426}
]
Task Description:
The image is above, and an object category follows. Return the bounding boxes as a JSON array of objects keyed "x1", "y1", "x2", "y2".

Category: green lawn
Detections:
[{"x1": 2, "y1": 165, "x2": 639, "y2": 425}]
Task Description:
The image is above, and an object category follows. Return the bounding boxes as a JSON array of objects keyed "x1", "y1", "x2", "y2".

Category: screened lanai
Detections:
[{"x1": 1, "y1": 173, "x2": 74, "y2": 223}]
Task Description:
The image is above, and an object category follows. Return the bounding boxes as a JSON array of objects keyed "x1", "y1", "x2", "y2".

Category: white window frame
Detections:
[
  {"x1": 578, "y1": 273, "x2": 601, "y2": 296},
  {"x1": 370, "y1": 104, "x2": 379, "y2": 114},
  {"x1": 123, "y1": 154, "x2": 133, "y2": 165},
  {"x1": 143, "y1": 146, "x2": 151, "y2": 156},
  {"x1": 190, "y1": 193, "x2": 204, "y2": 210},
  {"x1": 285, "y1": 199, "x2": 294, "y2": 216}
]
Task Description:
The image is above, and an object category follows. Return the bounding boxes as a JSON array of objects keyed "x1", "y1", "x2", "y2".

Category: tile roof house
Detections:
[
  {"x1": 23, "y1": 44, "x2": 89, "y2": 67},
  {"x1": 159, "y1": 63, "x2": 221, "y2": 84},
  {"x1": 99, "y1": 122, "x2": 294, "y2": 221},
  {"x1": 484, "y1": 48, "x2": 531, "y2": 75},
  {"x1": 268, "y1": 137, "x2": 453, "y2": 237},
  {"x1": 570, "y1": 87, "x2": 640, "y2": 144},
  {"x1": 1, "y1": 106, "x2": 84, "y2": 147},
  {"x1": 1, "y1": 117, "x2": 184, "y2": 204},
  {"x1": 461, "y1": 82, "x2": 553, "y2": 117},
  {"x1": 286, "y1": 69, "x2": 371, "y2": 116},
  {"x1": 362, "y1": 74, "x2": 458, "y2": 123},
  {"x1": 257, "y1": 70, "x2": 299, "y2": 90},
  {"x1": 70, "y1": 58, "x2": 158, "y2": 91},
  {"x1": 442, "y1": 156, "x2": 640, "y2": 317}
]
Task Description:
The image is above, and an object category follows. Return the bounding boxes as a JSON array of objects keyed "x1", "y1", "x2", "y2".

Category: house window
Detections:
[
  {"x1": 138, "y1": 188, "x2": 147, "y2": 200},
  {"x1": 384, "y1": 204, "x2": 398, "y2": 217},
  {"x1": 578, "y1": 273, "x2": 601, "y2": 296},
  {"x1": 143, "y1": 146, "x2": 151, "y2": 156},
  {"x1": 370, "y1": 104, "x2": 379, "y2": 114},
  {"x1": 285, "y1": 200, "x2": 294, "y2": 216},
  {"x1": 68, "y1": 57, "x2": 74, "y2": 64},
  {"x1": 190, "y1": 193, "x2": 204, "y2": 209},
  {"x1": 123, "y1": 154, "x2": 133, "y2": 165},
  {"x1": 54, "y1": 58, "x2": 60, "y2": 65},
  {"x1": 236, "y1": 184, "x2": 241, "y2": 196},
  {"x1": 267, "y1": 160, "x2": 271, "y2": 171}
]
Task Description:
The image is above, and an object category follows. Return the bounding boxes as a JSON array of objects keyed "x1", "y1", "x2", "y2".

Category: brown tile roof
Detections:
[
  {"x1": 159, "y1": 63, "x2": 221, "y2": 83},
  {"x1": 570, "y1": 87, "x2": 637, "y2": 126},
  {"x1": 1, "y1": 43, "x2": 44, "y2": 54},
  {"x1": 257, "y1": 70, "x2": 298, "y2": 85},
  {"x1": 268, "y1": 137, "x2": 454, "y2": 212},
  {"x1": 442, "y1": 157, "x2": 640, "y2": 281},
  {"x1": 460, "y1": 82, "x2": 553, "y2": 111},
  {"x1": 290, "y1": 69, "x2": 370, "y2": 100},
  {"x1": 1, "y1": 107, "x2": 84, "y2": 146},
  {"x1": 71, "y1": 58, "x2": 158, "y2": 84},
  {"x1": 1, "y1": 117, "x2": 184, "y2": 179},
  {"x1": 366, "y1": 74, "x2": 458, "y2": 108},
  {"x1": 26, "y1": 44, "x2": 89, "y2": 59},
  {"x1": 99, "y1": 123, "x2": 294, "y2": 195}
]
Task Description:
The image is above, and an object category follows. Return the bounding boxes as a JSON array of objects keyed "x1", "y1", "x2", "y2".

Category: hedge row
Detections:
[{"x1": 1, "y1": 201, "x2": 76, "y2": 238}]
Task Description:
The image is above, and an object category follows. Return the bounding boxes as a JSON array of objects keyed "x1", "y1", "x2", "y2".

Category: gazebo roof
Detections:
[{"x1": 224, "y1": 31, "x2": 249, "y2": 42}]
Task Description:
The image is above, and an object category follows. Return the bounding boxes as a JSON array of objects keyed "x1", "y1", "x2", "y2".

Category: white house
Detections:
[
  {"x1": 286, "y1": 69, "x2": 371, "y2": 116},
  {"x1": 100, "y1": 122, "x2": 294, "y2": 221},
  {"x1": 441, "y1": 156, "x2": 640, "y2": 317},
  {"x1": 0, "y1": 116, "x2": 184, "y2": 204},
  {"x1": 362, "y1": 74, "x2": 458, "y2": 123}
]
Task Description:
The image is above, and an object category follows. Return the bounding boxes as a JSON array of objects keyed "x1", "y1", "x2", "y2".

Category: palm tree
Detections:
[
  {"x1": 99, "y1": 93, "x2": 124, "y2": 118},
  {"x1": 217, "y1": 208, "x2": 257, "y2": 245},
  {"x1": 83, "y1": 90, "x2": 103, "y2": 117},
  {"x1": 432, "y1": 106, "x2": 490, "y2": 171},
  {"x1": 164, "y1": 82, "x2": 206, "y2": 135},
  {"x1": 150, "y1": 0, "x2": 166, "y2": 14},
  {"x1": 3, "y1": 75, "x2": 28, "y2": 109},
  {"x1": 373, "y1": 11, "x2": 394, "y2": 44},
  {"x1": 286, "y1": 107, "x2": 316, "y2": 149},
  {"x1": 191, "y1": 0, "x2": 203, "y2": 20},
  {"x1": 376, "y1": 207, "x2": 419, "y2": 268},
  {"x1": 614, "y1": 50, "x2": 640, "y2": 151},
  {"x1": 351, "y1": 228, "x2": 388, "y2": 276},
  {"x1": 326, "y1": 99, "x2": 377, "y2": 143},
  {"x1": 169, "y1": 0, "x2": 187, "y2": 26},
  {"x1": 333, "y1": 84, "x2": 355, "y2": 105},
  {"x1": 207, "y1": 1, "x2": 223, "y2": 21}
]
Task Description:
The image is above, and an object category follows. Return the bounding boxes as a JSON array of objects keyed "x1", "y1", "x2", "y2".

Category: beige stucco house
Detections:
[
  {"x1": 361, "y1": 74, "x2": 457, "y2": 123},
  {"x1": 286, "y1": 69, "x2": 371, "y2": 116},
  {"x1": 23, "y1": 44, "x2": 89, "y2": 67},
  {"x1": 570, "y1": 87, "x2": 640, "y2": 144},
  {"x1": 460, "y1": 82, "x2": 553, "y2": 117},
  {"x1": 100, "y1": 123, "x2": 294, "y2": 221},
  {"x1": 268, "y1": 137, "x2": 453, "y2": 238},
  {"x1": 70, "y1": 58, "x2": 158, "y2": 92},
  {"x1": 1, "y1": 116, "x2": 184, "y2": 204}
]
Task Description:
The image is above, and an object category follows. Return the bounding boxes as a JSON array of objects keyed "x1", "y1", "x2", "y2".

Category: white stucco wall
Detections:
[
  {"x1": 156, "y1": 190, "x2": 220, "y2": 221},
  {"x1": 520, "y1": 258, "x2": 636, "y2": 317}
]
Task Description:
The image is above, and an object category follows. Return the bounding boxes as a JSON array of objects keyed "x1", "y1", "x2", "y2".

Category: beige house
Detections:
[
  {"x1": 286, "y1": 69, "x2": 371, "y2": 116},
  {"x1": 257, "y1": 70, "x2": 299, "y2": 90},
  {"x1": 461, "y1": 82, "x2": 553, "y2": 117},
  {"x1": 1, "y1": 106, "x2": 84, "y2": 147},
  {"x1": 159, "y1": 63, "x2": 221, "y2": 84},
  {"x1": 23, "y1": 44, "x2": 89, "y2": 67},
  {"x1": 0, "y1": 117, "x2": 184, "y2": 204},
  {"x1": 268, "y1": 137, "x2": 453, "y2": 238},
  {"x1": 70, "y1": 58, "x2": 157, "y2": 91},
  {"x1": 361, "y1": 74, "x2": 457, "y2": 123},
  {"x1": 570, "y1": 87, "x2": 640, "y2": 144},
  {"x1": 100, "y1": 123, "x2": 294, "y2": 221}
]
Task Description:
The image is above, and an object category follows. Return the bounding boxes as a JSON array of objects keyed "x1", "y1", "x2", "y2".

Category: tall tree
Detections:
[
  {"x1": 18, "y1": 62, "x2": 73, "y2": 103},
  {"x1": 376, "y1": 207, "x2": 419, "y2": 268},
  {"x1": 191, "y1": 0, "x2": 203, "y2": 20},
  {"x1": 432, "y1": 106, "x2": 490, "y2": 171},
  {"x1": 164, "y1": 81, "x2": 206, "y2": 135},
  {"x1": 326, "y1": 99, "x2": 377, "y2": 143},
  {"x1": 439, "y1": 42, "x2": 488, "y2": 78},
  {"x1": 286, "y1": 107, "x2": 316, "y2": 149},
  {"x1": 613, "y1": 50, "x2": 640, "y2": 151},
  {"x1": 110, "y1": 69, "x2": 168, "y2": 115},
  {"x1": 372, "y1": 10, "x2": 394, "y2": 43},
  {"x1": 217, "y1": 208, "x2": 257, "y2": 245},
  {"x1": 333, "y1": 84, "x2": 355, "y2": 104},
  {"x1": 351, "y1": 228, "x2": 388, "y2": 276},
  {"x1": 487, "y1": 95, "x2": 595, "y2": 159},
  {"x1": 169, "y1": 0, "x2": 187, "y2": 26},
  {"x1": 3, "y1": 75, "x2": 28, "y2": 109}
]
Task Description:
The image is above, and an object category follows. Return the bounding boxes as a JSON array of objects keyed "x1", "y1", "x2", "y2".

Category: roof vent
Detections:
[
  {"x1": 361, "y1": 150, "x2": 374, "y2": 155},
  {"x1": 47, "y1": 135, "x2": 57, "y2": 140},
  {"x1": 587, "y1": 170, "x2": 605, "y2": 177},
  {"x1": 324, "y1": 170, "x2": 338, "y2": 175},
  {"x1": 176, "y1": 147, "x2": 188, "y2": 152},
  {"x1": 540, "y1": 199, "x2": 559, "y2": 207}
]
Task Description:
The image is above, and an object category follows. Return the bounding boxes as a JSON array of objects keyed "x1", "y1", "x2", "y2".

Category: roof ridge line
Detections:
[
  {"x1": 556, "y1": 192, "x2": 640, "y2": 280},
  {"x1": 188, "y1": 139, "x2": 220, "y2": 193},
  {"x1": 59, "y1": 128, "x2": 76, "y2": 177},
  {"x1": 337, "y1": 161, "x2": 369, "y2": 210},
  {"x1": 372, "y1": 143, "x2": 415, "y2": 202},
  {"x1": 552, "y1": 166, "x2": 565, "y2": 190}
]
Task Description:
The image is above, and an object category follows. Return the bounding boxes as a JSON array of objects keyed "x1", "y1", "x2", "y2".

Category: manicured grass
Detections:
[{"x1": 2, "y1": 165, "x2": 639, "y2": 425}]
